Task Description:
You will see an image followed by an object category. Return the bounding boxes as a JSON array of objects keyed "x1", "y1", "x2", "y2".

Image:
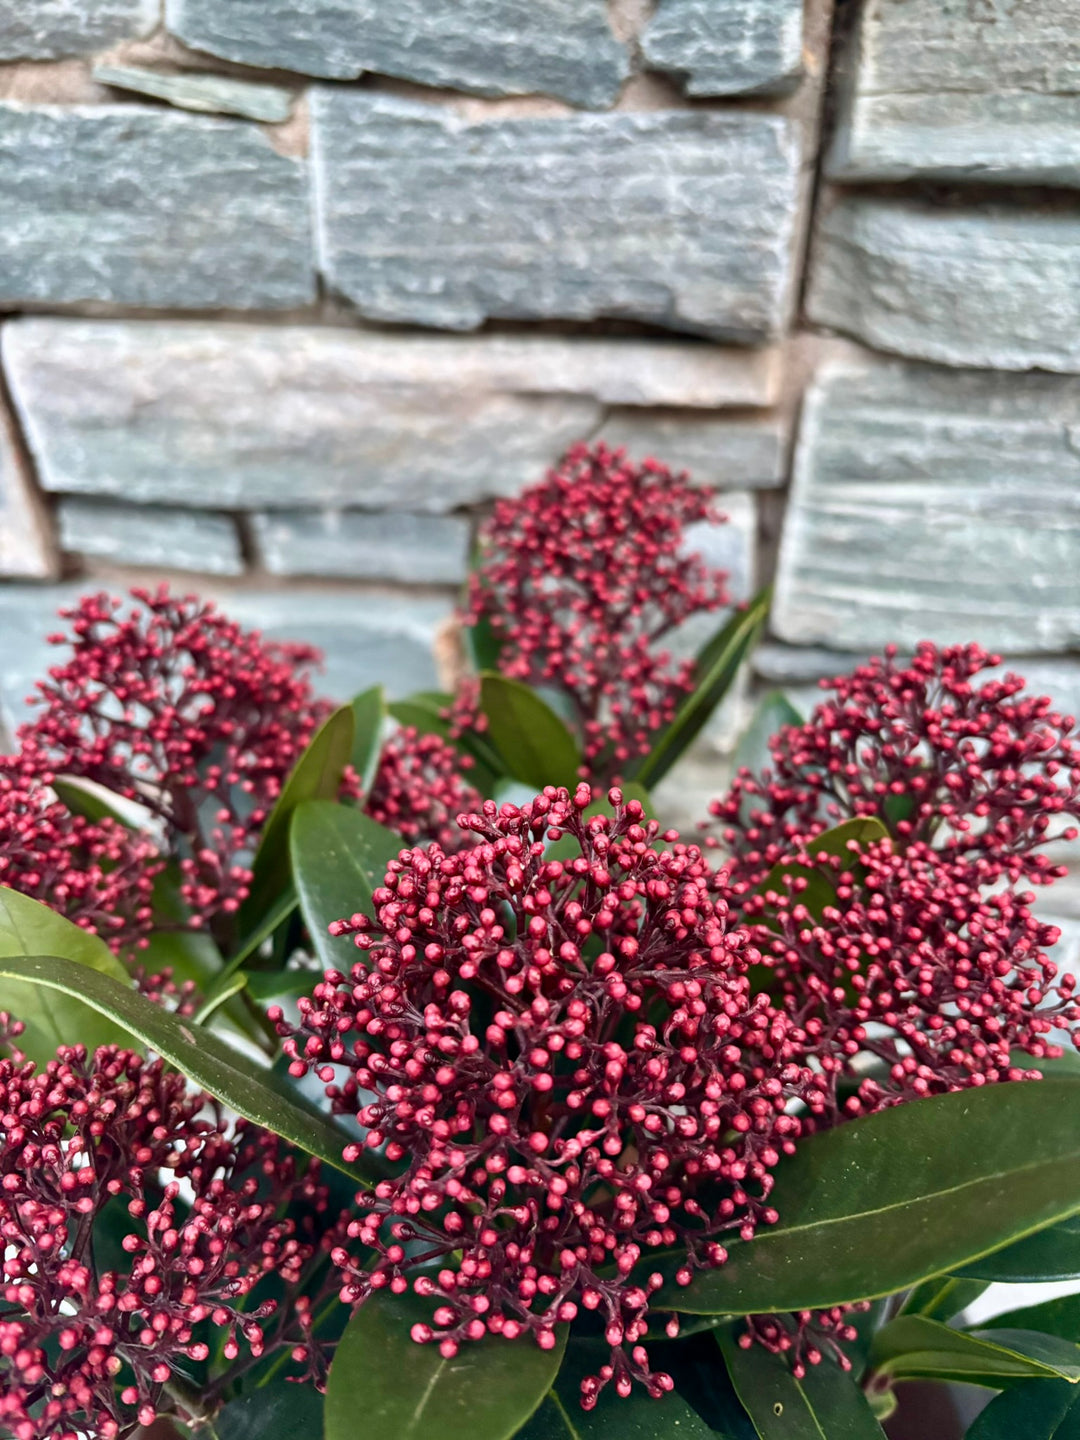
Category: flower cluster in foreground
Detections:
[
  {"x1": 466, "y1": 443, "x2": 730, "y2": 781},
  {"x1": 273, "y1": 785, "x2": 829, "y2": 1404}
]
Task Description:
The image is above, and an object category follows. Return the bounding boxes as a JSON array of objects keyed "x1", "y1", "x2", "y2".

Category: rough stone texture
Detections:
[
  {"x1": 642, "y1": 0, "x2": 803, "y2": 98},
  {"x1": 92, "y1": 65, "x2": 294, "y2": 123},
  {"x1": 252, "y1": 510, "x2": 471, "y2": 584},
  {"x1": 56, "y1": 499, "x2": 244, "y2": 576},
  {"x1": 0, "y1": 0, "x2": 156, "y2": 60},
  {"x1": 598, "y1": 416, "x2": 787, "y2": 489},
  {"x1": 807, "y1": 197, "x2": 1080, "y2": 373},
  {"x1": 165, "y1": 0, "x2": 628, "y2": 108},
  {"x1": 773, "y1": 359, "x2": 1080, "y2": 653},
  {"x1": 0, "y1": 104, "x2": 312, "y2": 310},
  {"x1": 0, "y1": 401, "x2": 55, "y2": 580},
  {"x1": 3, "y1": 320, "x2": 778, "y2": 512},
  {"x1": 829, "y1": 0, "x2": 1080, "y2": 186},
  {"x1": 312, "y1": 92, "x2": 801, "y2": 342}
]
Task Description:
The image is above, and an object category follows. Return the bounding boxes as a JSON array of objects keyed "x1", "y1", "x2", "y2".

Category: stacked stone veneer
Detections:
[{"x1": 1, "y1": 0, "x2": 1080, "y2": 957}]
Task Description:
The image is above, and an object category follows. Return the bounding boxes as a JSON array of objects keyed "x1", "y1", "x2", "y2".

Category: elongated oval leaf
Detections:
[
  {"x1": 0, "y1": 954, "x2": 373, "y2": 1186},
  {"x1": 732, "y1": 690, "x2": 803, "y2": 777},
  {"x1": 869, "y1": 1316, "x2": 1080, "y2": 1386},
  {"x1": 899, "y1": 1276, "x2": 989, "y2": 1324},
  {"x1": 668, "y1": 1082, "x2": 1080, "y2": 1315},
  {"x1": 325, "y1": 1289, "x2": 564, "y2": 1440},
  {"x1": 717, "y1": 1327, "x2": 887, "y2": 1440},
  {"x1": 633, "y1": 588, "x2": 770, "y2": 789},
  {"x1": 291, "y1": 800, "x2": 403, "y2": 969},
  {"x1": 957, "y1": 1216, "x2": 1080, "y2": 1284},
  {"x1": 388, "y1": 693, "x2": 503, "y2": 795},
  {"x1": 350, "y1": 685, "x2": 386, "y2": 792},
  {"x1": 0, "y1": 888, "x2": 132, "y2": 1062},
  {"x1": 212, "y1": 1382, "x2": 324, "y2": 1440},
  {"x1": 240, "y1": 704, "x2": 355, "y2": 931},
  {"x1": 982, "y1": 1295, "x2": 1080, "y2": 1345},
  {"x1": 479, "y1": 674, "x2": 581, "y2": 790},
  {"x1": 966, "y1": 1379, "x2": 1080, "y2": 1440}
]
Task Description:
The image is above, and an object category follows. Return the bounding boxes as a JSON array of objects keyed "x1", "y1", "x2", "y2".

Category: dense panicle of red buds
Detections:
[
  {"x1": 366, "y1": 726, "x2": 483, "y2": 852},
  {"x1": 0, "y1": 770, "x2": 160, "y2": 953},
  {"x1": 466, "y1": 443, "x2": 730, "y2": 782},
  {"x1": 0, "y1": 1024, "x2": 332, "y2": 1440},
  {"x1": 271, "y1": 785, "x2": 827, "y2": 1405},
  {"x1": 710, "y1": 642, "x2": 1080, "y2": 892},
  {"x1": 11, "y1": 588, "x2": 331, "y2": 928}
]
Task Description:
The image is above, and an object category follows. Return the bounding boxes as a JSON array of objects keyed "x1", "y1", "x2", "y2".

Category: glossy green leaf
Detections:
[
  {"x1": 718, "y1": 1328, "x2": 887, "y2": 1440},
  {"x1": 52, "y1": 775, "x2": 141, "y2": 828},
  {"x1": 732, "y1": 690, "x2": 803, "y2": 777},
  {"x1": 668, "y1": 1082, "x2": 1080, "y2": 1315},
  {"x1": 633, "y1": 588, "x2": 770, "y2": 789},
  {"x1": 0, "y1": 954, "x2": 374, "y2": 1186},
  {"x1": 869, "y1": 1316, "x2": 1080, "y2": 1386},
  {"x1": 466, "y1": 610, "x2": 503, "y2": 674},
  {"x1": 291, "y1": 801, "x2": 402, "y2": 970},
  {"x1": 966, "y1": 1380, "x2": 1080, "y2": 1440},
  {"x1": 240, "y1": 704, "x2": 355, "y2": 932},
  {"x1": 516, "y1": 1378, "x2": 715, "y2": 1440},
  {"x1": 981, "y1": 1294, "x2": 1080, "y2": 1345},
  {"x1": 211, "y1": 1382, "x2": 324, "y2": 1440},
  {"x1": 350, "y1": 686, "x2": 386, "y2": 792},
  {"x1": 757, "y1": 817, "x2": 891, "y2": 915},
  {"x1": 325, "y1": 1289, "x2": 564, "y2": 1440},
  {"x1": 900, "y1": 1277, "x2": 989, "y2": 1323},
  {"x1": 957, "y1": 1216, "x2": 1080, "y2": 1283},
  {"x1": 0, "y1": 888, "x2": 132, "y2": 1062},
  {"x1": 479, "y1": 673, "x2": 582, "y2": 790},
  {"x1": 387, "y1": 693, "x2": 503, "y2": 794}
]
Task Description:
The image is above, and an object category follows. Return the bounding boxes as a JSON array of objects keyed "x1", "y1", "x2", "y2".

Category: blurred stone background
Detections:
[{"x1": 0, "y1": 0, "x2": 1077, "y2": 953}]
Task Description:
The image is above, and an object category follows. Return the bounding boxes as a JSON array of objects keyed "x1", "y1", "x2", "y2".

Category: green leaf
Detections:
[
  {"x1": 0, "y1": 888, "x2": 133, "y2": 1062},
  {"x1": 633, "y1": 588, "x2": 770, "y2": 789},
  {"x1": 51, "y1": 775, "x2": 140, "y2": 828},
  {"x1": 900, "y1": 1277, "x2": 989, "y2": 1324},
  {"x1": 965, "y1": 1379, "x2": 1080, "y2": 1440},
  {"x1": 732, "y1": 690, "x2": 803, "y2": 777},
  {"x1": 869, "y1": 1316, "x2": 1080, "y2": 1386},
  {"x1": 350, "y1": 686, "x2": 386, "y2": 792},
  {"x1": 479, "y1": 673, "x2": 582, "y2": 790},
  {"x1": 324, "y1": 1289, "x2": 565, "y2": 1440},
  {"x1": 0, "y1": 954, "x2": 374, "y2": 1186},
  {"x1": 466, "y1": 610, "x2": 503, "y2": 674},
  {"x1": 240, "y1": 704, "x2": 355, "y2": 932},
  {"x1": 717, "y1": 1328, "x2": 887, "y2": 1440},
  {"x1": 387, "y1": 694, "x2": 502, "y2": 795},
  {"x1": 757, "y1": 816, "x2": 891, "y2": 916},
  {"x1": 291, "y1": 801, "x2": 403, "y2": 970},
  {"x1": 516, "y1": 1378, "x2": 715, "y2": 1440},
  {"x1": 211, "y1": 1382, "x2": 324, "y2": 1440},
  {"x1": 957, "y1": 1216, "x2": 1080, "y2": 1283},
  {"x1": 667, "y1": 1082, "x2": 1080, "y2": 1315},
  {"x1": 981, "y1": 1294, "x2": 1080, "y2": 1345}
]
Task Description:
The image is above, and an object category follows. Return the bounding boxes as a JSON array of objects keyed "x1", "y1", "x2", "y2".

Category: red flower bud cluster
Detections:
[
  {"x1": 0, "y1": 1025, "x2": 332, "y2": 1439},
  {"x1": 12, "y1": 588, "x2": 331, "y2": 929},
  {"x1": 366, "y1": 726, "x2": 483, "y2": 852},
  {"x1": 740, "y1": 1305, "x2": 869, "y2": 1379},
  {"x1": 271, "y1": 786, "x2": 827, "y2": 1405},
  {"x1": 466, "y1": 444, "x2": 730, "y2": 781}
]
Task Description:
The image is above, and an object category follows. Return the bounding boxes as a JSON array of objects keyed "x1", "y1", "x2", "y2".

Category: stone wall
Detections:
[{"x1": 1, "y1": 0, "x2": 1079, "y2": 953}]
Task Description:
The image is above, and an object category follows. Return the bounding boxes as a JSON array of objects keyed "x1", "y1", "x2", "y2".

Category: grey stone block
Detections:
[
  {"x1": 4, "y1": 320, "x2": 777, "y2": 514},
  {"x1": 808, "y1": 197, "x2": 1080, "y2": 372},
  {"x1": 0, "y1": 0, "x2": 156, "y2": 60},
  {"x1": 165, "y1": 0, "x2": 627, "y2": 108},
  {"x1": 311, "y1": 92, "x2": 801, "y2": 341},
  {"x1": 773, "y1": 358, "x2": 1080, "y2": 653},
  {"x1": 598, "y1": 415, "x2": 787, "y2": 489},
  {"x1": 0, "y1": 103, "x2": 312, "y2": 310},
  {"x1": 93, "y1": 65, "x2": 294, "y2": 123},
  {"x1": 0, "y1": 402, "x2": 55, "y2": 580},
  {"x1": 252, "y1": 510, "x2": 471, "y2": 585},
  {"x1": 56, "y1": 499, "x2": 243, "y2": 576},
  {"x1": 642, "y1": 0, "x2": 803, "y2": 97},
  {"x1": 829, "y1": 0, "x2": 1080, "y2": 186}
]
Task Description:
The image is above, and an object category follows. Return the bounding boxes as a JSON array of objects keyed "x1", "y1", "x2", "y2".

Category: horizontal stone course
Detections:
[
  {"x1": 829, "y1": 0, "x2": 1080, "y2": 186},
  {"x1": 251, "y1": 511, "x2": 471, "y2": 585},
  {"x1": 642, "y1": 0, "x2": 803, "y2": 97},
  {"x1": 598, "y1": 416, "x2": 787, "y2": 489},
  {"x1": 0, "y1": 0, "x2": 155, "y2": 60},
  {"x1": 3, "y1": 320, "x2": 777, "y2": 513},
  {"x1": 807, "y1": 197, "x2": 1080, "y2": 372},
  {"x1": 165, "y1": 0, "x2": 628, "y2": 108},
  {"x1": 0, "y1": 104, "x2": 312, "y2": 310},
  {"x1": 56, "y1": 499, "x2": 244, "y2": 576},
  {"x1": 312, "y1": 92, "x2": 801, "y2": 341},
  {"x1": 773, "y1": 358, "x2": 1080, "y2": 653}
]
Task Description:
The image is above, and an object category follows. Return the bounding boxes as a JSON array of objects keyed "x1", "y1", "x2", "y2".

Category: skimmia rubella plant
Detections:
[{"x1": 0, "y1": 446, "x2": 1079, "y2": 1440}]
